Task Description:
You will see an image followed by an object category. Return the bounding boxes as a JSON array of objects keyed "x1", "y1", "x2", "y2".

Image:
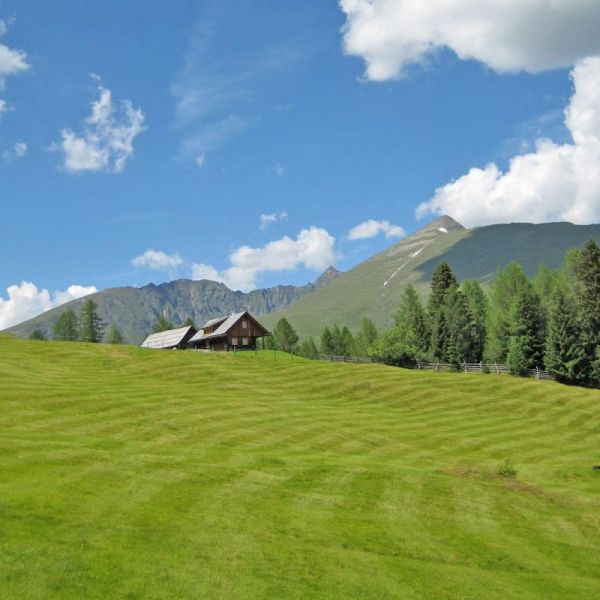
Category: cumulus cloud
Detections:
[
  {"x1": 347, "y1": 219, "x2": 405, "y2": 240},
  {"x1": 339, "y1": 0, "x2": 600, "y2": 80},
  {"x1": 0, "y1": 19, "x2": 30, "y2": 114},
  {"x1": 192, "y1": 226, "x2": 336, "y2": 291},
  {"x1": 2, "y1": 140, "x2": 27, "y2": 162},
  {"x1": 417, "y1": 57, "x2": 600, "y2": 227},
  {"x1": 0, "y1": 281, "x2": 97, "y2": 330},
  {"x1": 56, "y1": 83, "x2": 145, "y2": 173},
  {"x1": 195, "y1": 154, "x2": 205, "y2": 168},
  {"x1": 131, "y1": 250, "x2": 183, "y2": 274},
  {"x1": 259, "y1": 211, "x2": 288, "y2": 230}
]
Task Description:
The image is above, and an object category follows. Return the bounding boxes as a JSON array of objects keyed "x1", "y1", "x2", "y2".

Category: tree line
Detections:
[
  {"x1": 30, "y1": 299, "x2": 126, "y2": 345},
  {"x1": 267, "y1": 239, "x2": 600, "y2": 387}
]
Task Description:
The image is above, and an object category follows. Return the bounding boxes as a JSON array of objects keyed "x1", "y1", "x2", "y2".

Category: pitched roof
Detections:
[
  {"x1": 141, "y1": 326, "x2": 195, "y2": 349},
  {"x1": 189, "y1": 311, "x2": 247, "y2": 343},
  {"x1": 201, "y1": 315, "x2": 228, "y2": 329}
]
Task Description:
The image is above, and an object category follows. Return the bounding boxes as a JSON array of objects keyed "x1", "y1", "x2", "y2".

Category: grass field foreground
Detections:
[{"x1": 1, "y1": 334, "x2": 600, "y2": 598}]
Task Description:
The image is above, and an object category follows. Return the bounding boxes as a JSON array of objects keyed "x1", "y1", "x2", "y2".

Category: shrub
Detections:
[{"x1": 498, "y1": 459, "x2": 517, "y2": 478}]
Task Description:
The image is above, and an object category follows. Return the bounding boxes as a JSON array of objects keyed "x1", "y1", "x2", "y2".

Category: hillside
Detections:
[
  {"x1": 5, "y1": 270, "x2": 340, "y2": 344},
  {"x1": 264, "y1": 217, "x2": 600, "y2": 338},
  {"x1": 1, "y1": 335, "x2": 600, "y2": 598}
]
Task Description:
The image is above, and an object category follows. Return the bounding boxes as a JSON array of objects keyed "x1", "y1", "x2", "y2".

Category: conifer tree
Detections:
[
  {"x1": 354, "y1": 317, "x2": 378, "y2": 356},
  {"x1": 506, "y1": 287, "x2": 545, "y2": 370},
  {"x1": 507, "y1": 335, "x2": 528, "y2": 376},
  {"x1": 444, "y1": 287, "x2": 472, "y2": 364},
  {"x1": 104, "y1": 324, "x2": 126, "y2": 345},
  {"x1": 430, "y1": 309, "x2": 450, "y2": 362},
  {"x1": 461, "y1": 279, "x2": 488, "y2": 362},
  {"x1": 79, "y1": 299, "x2": 104, "y2": 342},
  {"x1": 52, "y1": 309, "x2": 79, "y2": 341},
  {"x1": 183, "y1": 317, "x2": 196, "y2": 328},
  {"x1": 298, "y1": 336, "x2": 319, "y2": 359},
  {"x1": 545, "y1": 290, "x2": 585, "y2": 383},
  {"x1": 273, "y1": 318, "x2": 299, "y2": 353},
  {"x1": 153, "y1": 315, "x2": 174, "y2": 333},
  {"x1": 396, "y1": 285, "x2": 430, "y2": 355},
  {"x1": 320, "y1": 326, "x2": 335, "y2": 355},
  {"x1": 577, "y1": 240, "x2": 600, "y2": 382},
  {"x1": 485, "y1": 262, "x2": 530, "y2": 362},
  {"x1": 428, "y1": 263, "x2": 458, "y2": 313}
]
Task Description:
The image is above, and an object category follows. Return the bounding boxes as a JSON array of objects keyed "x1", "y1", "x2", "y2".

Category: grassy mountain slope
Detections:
[
  {"x1": 264, "y1": 217, "x2": 600, "y2": 338},
  {"x1": 6, "y1": 276, "x2": 338, "y2": 345},
  {"x1": 1, "y1": 334, "x2": 600, "y2": 598}
]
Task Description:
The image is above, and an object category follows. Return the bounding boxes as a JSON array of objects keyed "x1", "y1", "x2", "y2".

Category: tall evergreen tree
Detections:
[
  {"x1": 79, "y1": 299, "x2": 104, "y2": 342},
  {"x1": 273, "y1": 318, "x2": 299, "y2": 353},
  {"x1": 153, "y1": 315, "x2": 174, "y2": 333},
  {"x1": 444, "y1": 287, "x2": 473, "y2": 364},
  {"x1": 576, "y1": 240, "x2": 600, "y2": 382},
  {"x1": 320, "y1": 326, "x2": 335, "y2": 355},
  {"x1": 396, "y1": 285, "x2": 430, "y2": 355},
  {"x1": 29, "y1": 329, "x2": 47, "y2": 341},
  {"x1": 104, "y1": 324, "x2": 126, "y2": 345},
  {"x1": 298, "y1": 337, "x2": 319, "y2": 359},
  {"x1": 429, "y1": 309, "x2": 450, "y2": 362},
  {"x1": 52, "y1": 309, "x2": 79, "y2": 341},
  {"x1": 545, "y1": 290, "x2": 585, "y2": 384},
  {"x1": 183, "y1": 317, "x2": 196, "y2": 328},
  {"x1": 354, "y1": 317, "x2": 378, "y2": 356},
  {"x1": 428, "y1": 262, "x2": 458, "y2": 313},
  {"x1": 485, "y1": 262, "x2": 530, "y2": 362},
  {"x1": 506, "y1": 287, "x2": 545, "y2": 371},
  {"x1": 461, "y1": 279, "x2": 488, "y2": 362}
]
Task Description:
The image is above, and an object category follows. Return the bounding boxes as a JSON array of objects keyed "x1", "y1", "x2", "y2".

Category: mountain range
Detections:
[{"x1": 6, "y1": 215, "x2": 600, "y2": 342}]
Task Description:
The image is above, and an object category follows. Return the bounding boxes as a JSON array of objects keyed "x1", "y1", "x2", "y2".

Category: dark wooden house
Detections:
[{"x1": 188, "y1": 311, "x2": 270, "y2": 351}]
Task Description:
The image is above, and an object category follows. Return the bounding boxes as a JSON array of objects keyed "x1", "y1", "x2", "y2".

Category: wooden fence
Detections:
[{"x1": 315, "y1": 354, "x2": 554, "y2": 381}]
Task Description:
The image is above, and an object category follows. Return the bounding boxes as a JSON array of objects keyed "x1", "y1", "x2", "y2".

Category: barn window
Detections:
[
  {"x1": 242, "y1": 320, "x2": 247, "y2": 330},
  {"x1": 242, "y1": 338, "x2": 249, "y2": 345},
  {"x1": 232, "y1": 337, "x2": 238, "y2": 345}
]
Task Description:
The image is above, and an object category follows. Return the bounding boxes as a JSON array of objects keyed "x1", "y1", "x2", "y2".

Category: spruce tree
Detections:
[
  {"x1": 485, "y1": 262, "x2": 530, "y2": 362},
  {"x1": 506, "y1": 287, "x2": 545, "y2": 370},
  {"x1": 396, "y1": 285, "x2": 430, "y2": 355},
  {"x1": 29, "y1": 329, "x2": 47, "y2": 341},
  {"x1": 444, "y1": 287, "x2": 472, "y2": 364},
  {"x1": 545, "y1": 290, "x2": 585, "y2": 384},
  {"x1": 273, "y1": 318, "x2": 299, "y2": 353},
  {"x1": 105, "y1": 324, "x2": 126, "y2": 345},
  {"x1": 183, "y1": 317, "x2": 196, "y2": 328},
  {"x1": 79, "y1": 299, "x2": 104, "y2": 342},
  {"x1": 461, "y1": 279, "x2": 488, "y2": 362},
  {"x1": 52, "y1": 309, "x2": 79, "y2": 341},
  {"x1": 430, "y1": 309, "x2": 450, "y2": 362},
  {"x1": 428, "y1": 263, "x2": 458, "y2": 313},
  {"x1": 507, "y1": 336, "x2": 528, "y2": 376},
  {"x1": 577, "y1": 240, "x2": 600, "y2": 382},
  {"x1": 153, "y1": 315, "x2": 174, "y2": 333},
  {"x1": 298, "y1": 337, "x2": 319, "y2": 359},
  {"x1": 320, "y1": 326, "x2": 335, "y2": 355},
  {"x1": 354, "y1": 318, "x2": 378, "y2": 356}
]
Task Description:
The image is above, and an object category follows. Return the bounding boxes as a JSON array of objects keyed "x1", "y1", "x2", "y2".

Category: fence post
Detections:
[
  {"x1": 464, "y1": 361, "x2": 467, "y2": 373},
  {"x1": 436, "y1": 361, "x2": 440, "y2": 372},
  {"x1": 495, "y1": 363, "x2": 500, "y2": 375},
  {"x1": 536, "y1": 366, "x2": 540, "y2": 380}
]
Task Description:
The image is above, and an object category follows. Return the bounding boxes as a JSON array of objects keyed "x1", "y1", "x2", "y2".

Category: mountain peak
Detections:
[
  {"x1": 313, "y1": 266, "x2": 342, "y2": 289},
  {"x1": 424, "y1": 215, "x2": 466, "y2": 233}
]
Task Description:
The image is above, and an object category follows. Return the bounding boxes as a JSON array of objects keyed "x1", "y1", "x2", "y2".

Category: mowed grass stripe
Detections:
[{"x1": 1, "y1": 335, "x2": 600, "y2": 598}]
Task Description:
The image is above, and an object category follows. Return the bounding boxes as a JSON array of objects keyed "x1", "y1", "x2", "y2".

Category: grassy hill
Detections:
[
  {"x1": 1, "y1": 334, "x2": 600, "y2": 598},
  {"x1": 264, "y1": 218, "x2": 600, "y2": 338}
]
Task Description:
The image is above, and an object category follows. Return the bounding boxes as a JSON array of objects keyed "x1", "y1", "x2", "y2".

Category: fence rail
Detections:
[{"x1": 315, "y1": 354, "x2": 554, "y2": 381}]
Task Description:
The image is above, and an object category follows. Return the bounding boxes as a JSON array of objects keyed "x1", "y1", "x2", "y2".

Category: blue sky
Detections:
[{"x1": 2, "y1": 0, "x2": 600, "y2": 327}]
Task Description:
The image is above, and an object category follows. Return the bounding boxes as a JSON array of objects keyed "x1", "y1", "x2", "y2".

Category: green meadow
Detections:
[{"x1": 1, "y1": 334, "x2": 600, "y2": 599}]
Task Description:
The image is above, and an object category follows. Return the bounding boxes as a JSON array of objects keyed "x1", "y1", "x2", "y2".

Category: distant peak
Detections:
[
  {"x1": 313, "y1": 266, "x2": 342, "y2": 289},
  {"x1": 428, "y1": 215, "x2": 465, "y2": 231}
]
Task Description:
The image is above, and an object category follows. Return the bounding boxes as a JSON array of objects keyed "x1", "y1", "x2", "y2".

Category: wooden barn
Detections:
[
  {"x1": 188, "y1": 311, "x2": 270, "y2": 351},
  {"x1": 140, "y1": 325, "x2": 197, "y2": 350}
]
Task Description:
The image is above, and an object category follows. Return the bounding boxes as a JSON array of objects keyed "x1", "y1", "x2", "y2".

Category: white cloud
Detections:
[
  {"x1": 417, "y1": 56, "x2": 600, "y2": 227},
  {"x1": 56, "y1": 83, "x2": 145, "y2": 173},
  {"x1": 0, "y1": 281, "x2": 97, "y2": 330},
  {"x1": 191, "y1": 226, "x2": 336, "y2": 291},
  {"x1": 2, "y1": 140, "x2": 27, "y2": 162},
  {"x1": 273, "y1": 163, "x2": 285, "y2": 177},
  {"x1": 131, "y1": 250, "x2": 183, "y2": 274},
  {"x1": 0, "y1": 19, "x2": 29, "y2": 115},
  {"x1": 259, "y1": 210, "x2": 288, "y2": 230},
  {"x1": 347, "y1": 219, "x2": 405, "y2": 240},
  {"x1": 339, "y1": 0, "x2": 600, "y2": 80},
  {"x1": 191, "y1": 263, "x2": 224, "y2": 283},
  {"x1": 195, "y1": 153, "x2": 205, "y2": 168}
]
